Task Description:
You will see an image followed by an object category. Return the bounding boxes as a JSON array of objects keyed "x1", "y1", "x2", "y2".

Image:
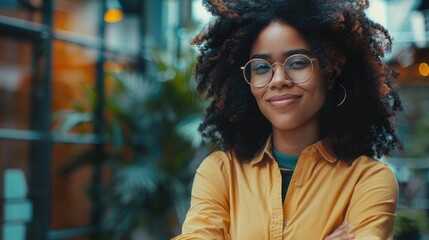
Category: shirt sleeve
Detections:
[
  {"x1": 172, "y1": 151, "x2": 231, "y2": 240},
  {"x1": 345, "y1": 161, "x2": 398, "y2": 240}
]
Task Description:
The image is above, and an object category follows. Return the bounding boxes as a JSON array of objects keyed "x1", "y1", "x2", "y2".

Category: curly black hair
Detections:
[{"x1": 191, "y1": 0, "x2": 402, "y2": 162}]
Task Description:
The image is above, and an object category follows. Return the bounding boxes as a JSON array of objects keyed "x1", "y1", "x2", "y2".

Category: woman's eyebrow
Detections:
[
  {"x1": 250, "y1": 49, "x2": 313, "y2": 59},
  {"x1": 250, "y1": 53, "x2": 270, "y2": 59},
  {"x1": 283, "y1": 49, "x2": 313, "y2": 57}
]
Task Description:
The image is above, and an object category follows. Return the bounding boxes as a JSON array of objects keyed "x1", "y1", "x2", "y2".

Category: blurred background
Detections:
[{"x1": 0, "y1": 0, "x2": 428, "y2": 239}]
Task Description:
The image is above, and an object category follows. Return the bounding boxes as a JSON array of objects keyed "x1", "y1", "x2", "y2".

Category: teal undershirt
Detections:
[{"x1": 272, "y1": 147, "x2": 299, "y2": 202}]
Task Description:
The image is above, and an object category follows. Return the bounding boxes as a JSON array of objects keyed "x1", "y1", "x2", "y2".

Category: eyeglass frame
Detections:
[{"x1": 240, "y1": 54, "x2": 318, "y2": 88}]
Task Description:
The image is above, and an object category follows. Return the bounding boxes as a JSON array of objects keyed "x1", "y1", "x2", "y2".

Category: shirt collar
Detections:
[
  {"x1": 249, "y1": 135, "x2": 338, "y2": 166},
  {"x1": 249, "y1": 136, "x2": 273, "y2": 166},
  {"x1": 314, "y1": 137, "x2": 338, "y2": 163}
]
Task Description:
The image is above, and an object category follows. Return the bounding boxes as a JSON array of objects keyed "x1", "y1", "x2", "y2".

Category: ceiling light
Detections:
[{"x1": 104, "y1": 0, "x2": 123, "y2": 23}]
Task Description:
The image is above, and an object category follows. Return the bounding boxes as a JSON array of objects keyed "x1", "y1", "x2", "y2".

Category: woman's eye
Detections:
[
  {"x1": 252, "y1": 63, "x2": 271, "y2": 74},
  {"x1": 287, "y1": 58, "x2": 311, "y2": 69}
]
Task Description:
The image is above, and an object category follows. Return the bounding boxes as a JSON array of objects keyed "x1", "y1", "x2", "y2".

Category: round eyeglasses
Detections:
[{"x1": 241, "y1": 54, "x2": 318, "y2": 88}]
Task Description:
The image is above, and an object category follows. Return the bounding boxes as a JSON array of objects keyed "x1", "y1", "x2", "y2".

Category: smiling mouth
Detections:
[
  {"x1": 268, "y1": 94, "x2": 302, "y2": 102},
  {"x1": 267, "y1": 94, "x2": 302, "y2": 106}
]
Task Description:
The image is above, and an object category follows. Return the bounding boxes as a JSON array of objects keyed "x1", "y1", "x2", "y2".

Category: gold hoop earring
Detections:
[{"x1": 336, "y1": 84, "x2": 347, "y2": 107}]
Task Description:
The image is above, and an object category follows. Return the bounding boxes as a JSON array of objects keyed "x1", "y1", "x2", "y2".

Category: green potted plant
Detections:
[{"x1": 53, "y1": 49, "x2": 206, "y2": 239}]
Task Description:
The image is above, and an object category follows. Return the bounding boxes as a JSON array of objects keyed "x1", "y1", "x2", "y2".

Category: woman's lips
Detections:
[{"x1": 267, "y1": 94, "x2": 302, "y2": 107}]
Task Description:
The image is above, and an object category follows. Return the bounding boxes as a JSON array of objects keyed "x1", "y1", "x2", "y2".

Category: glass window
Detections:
[
  {"x1": 0, "y1": 0, "x2": 43, "y2": 24},
  {"x1": 0, "y1": 140, "x2": 31, "y2": 240},
  {"x1": 0, "y1": 140, "x2": 30, "y2": 188},
  {"x1": 51, "y1": 144, "x2": 96, "y2": 230},
  {"x1": 54, "y1": 0, "x2": 100, "y2": 38},
  {"x1": 0, "y1": 37, "x2": 34, "y2": 130},
  {"x1": 105, "y1": 11, "x2": 141, "y2": 55},
  {"x1": 52, "y1": 40, "x2": 97, "y2": 112}
]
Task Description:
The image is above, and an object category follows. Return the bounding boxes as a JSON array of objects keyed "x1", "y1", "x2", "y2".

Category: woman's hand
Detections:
[{"x1": 324, "y1": 221, "x2": 355, "y2": 240}]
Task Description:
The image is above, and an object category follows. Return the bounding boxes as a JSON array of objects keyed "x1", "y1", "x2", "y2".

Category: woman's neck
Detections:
[{"x1": 272, "y1": 122, "x2": 320, "y2": 156}]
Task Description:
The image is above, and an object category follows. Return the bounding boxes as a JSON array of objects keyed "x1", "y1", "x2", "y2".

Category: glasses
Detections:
[{"x1": 241, "y1": 54, "x2": 317, "y2": 87}]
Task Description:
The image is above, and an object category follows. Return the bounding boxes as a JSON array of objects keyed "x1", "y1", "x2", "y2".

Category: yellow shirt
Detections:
[{"x1": 173, "y1": 137, "x2": 398, "y2": 240}]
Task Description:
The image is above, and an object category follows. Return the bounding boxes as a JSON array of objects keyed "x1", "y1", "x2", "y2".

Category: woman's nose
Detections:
[{"x1": 269, "y1": 64, "x2": 293, "y2": 88}]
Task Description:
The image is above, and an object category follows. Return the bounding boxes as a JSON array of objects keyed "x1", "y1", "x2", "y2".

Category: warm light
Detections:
[
  {"x1": 418, "y1": 62, "x2": 429, "y2": 77},
  {"x1": 104, "y1": 0, "x2": 123, "y2": 23}
]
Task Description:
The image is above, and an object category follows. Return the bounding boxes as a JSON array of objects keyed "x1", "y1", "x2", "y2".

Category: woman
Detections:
[{"x1": 173, "y1": 0, "x2": 402, "y2": 239}]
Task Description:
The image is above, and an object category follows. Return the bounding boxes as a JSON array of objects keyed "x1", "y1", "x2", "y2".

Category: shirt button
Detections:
[{"x1": 295, "y1": 180, "x2": 302, "y2": 187}]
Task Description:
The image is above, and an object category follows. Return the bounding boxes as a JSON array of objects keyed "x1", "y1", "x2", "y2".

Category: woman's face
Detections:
[{"x1": 249, "y1": 21, "x2": 327, "y2": 134}]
